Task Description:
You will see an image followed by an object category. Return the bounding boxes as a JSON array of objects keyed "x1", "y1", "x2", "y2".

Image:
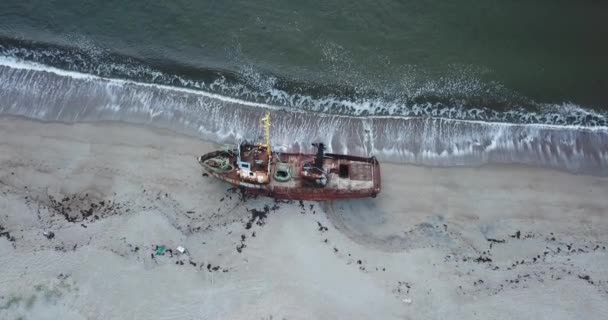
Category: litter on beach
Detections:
[
  {"x1": 155, "y1": 245, "x2": 166, "y2": 255},
  {"x1": 176, "y1": 246, "x2": 186, "y2": 254}
]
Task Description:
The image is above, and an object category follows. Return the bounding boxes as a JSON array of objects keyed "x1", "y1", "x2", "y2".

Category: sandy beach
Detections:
[{"x1": 1, "y1": 116, "x2": 607, "y2": 320}]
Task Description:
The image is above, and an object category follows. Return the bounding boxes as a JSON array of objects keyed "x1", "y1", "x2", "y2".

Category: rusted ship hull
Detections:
[{"x1": 198, "y1": 150, "x2": 381, "y2": 201}]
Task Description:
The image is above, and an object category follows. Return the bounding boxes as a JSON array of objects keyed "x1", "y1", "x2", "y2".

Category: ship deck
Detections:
[
  {"x1": 270, "y1": 153, "x2": 375, "y2": 191},
  {"x1": 199, "y1": 149, "x2": 381, "y2": 200}
]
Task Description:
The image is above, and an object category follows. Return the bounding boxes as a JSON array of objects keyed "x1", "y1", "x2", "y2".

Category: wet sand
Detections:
[{"x1": 1, "y1": 116, "x2": 607, "y2": 320}]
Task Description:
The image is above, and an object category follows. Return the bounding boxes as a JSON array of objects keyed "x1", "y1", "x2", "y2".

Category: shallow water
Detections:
[{"x1": 0, "y1": 1, "x2": 607, "y2": 174}]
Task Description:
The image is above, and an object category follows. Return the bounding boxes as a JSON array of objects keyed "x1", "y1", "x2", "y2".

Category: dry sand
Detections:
[{"x1": 1, "y1": 116, "x2": 607, "y2": 320}]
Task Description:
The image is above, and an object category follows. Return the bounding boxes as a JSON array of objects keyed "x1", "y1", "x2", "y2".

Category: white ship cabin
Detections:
[{"x1": 237, "y1": 143, "x2": 270, "y2": 184}]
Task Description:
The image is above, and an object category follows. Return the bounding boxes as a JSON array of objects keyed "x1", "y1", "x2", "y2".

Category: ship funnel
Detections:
[{"x1": 312, "y1": 143, "x2": 326, "y2": 169}]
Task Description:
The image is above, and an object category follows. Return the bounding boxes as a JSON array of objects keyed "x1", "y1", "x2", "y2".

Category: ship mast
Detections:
[
  {"x1": 261, "y1": 111, "x2": 272, "y2": 175},
  {"x1": 261, "y1": 111, "x2": 271, "y2": 154}
]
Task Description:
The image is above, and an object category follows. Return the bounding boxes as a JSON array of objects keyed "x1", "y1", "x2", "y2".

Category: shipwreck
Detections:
[{"x1": 197, "y1": 112, "x2": 381, "y2": 201}]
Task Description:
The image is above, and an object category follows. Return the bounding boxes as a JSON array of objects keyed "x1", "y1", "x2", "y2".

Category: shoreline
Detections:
[
  {"x1": 1, "y1": 116, "x2": 607, "y2": 319},
  {"x1": 1, "y1": 114, "x2": 605, "y2": 178},
  {"x1": 2, "y1": 58, "x2": 607, "y2": 175}
]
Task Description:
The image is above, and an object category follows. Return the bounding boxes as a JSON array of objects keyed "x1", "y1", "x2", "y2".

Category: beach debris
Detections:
[
  {"x1": 578, "y1": 274, "x2": 594, "y2": 285},
  {"x1": 206, "y1": 264, "x2": 223, "y2": 272},
  {"x1": 0, "y1": 225, "x2": 16, "y2": 242},
  {"x1": 47, "y1": 194, "x2": 125, "y2": 223},
  {"x1": 155, "y1": 245, "x2": 166, "y2": 255},
  {"x1": 236, "y1": 235, "x2": 247, "y2": 253},
  {"x1": 317, "y1": 221, "x2": 328, "y2": 232},
  {"x1": 176, "y1": 246, "x2": 186, "y2": 254},
  {"x1": 402, "y1": 298, "x2": 412, "y2": 305},
  {"x1": 474, "y1": 256, "x2": 492, "y2": 263},
  {"x1": 245, "y1": 205, "x2": 270, "y2": 229},
  {"x1": 394, "y1": 281, "x2": 412, "y2": 295},
  {"x1": 487, "y1": 238, "x2": 506, "y2": 249},
  {"x1": 43, "y1": 231, "x2": 55, "y2": 239},
  {"x1": 57, "y1": 273, "x2": 70, "y2": 280}
]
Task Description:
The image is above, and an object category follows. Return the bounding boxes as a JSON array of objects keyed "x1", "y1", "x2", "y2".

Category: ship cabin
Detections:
[{"x1": 236, "y1": 143, "x2": 271, "y2": 184}]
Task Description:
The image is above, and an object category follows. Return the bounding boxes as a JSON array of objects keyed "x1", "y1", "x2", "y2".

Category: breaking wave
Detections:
[
  {"x1": 1, "y1": 38, "x2": 606, "y2": 127},
  {"x1": 1, "y1": 56, "x2": 607, "y2": 175}
]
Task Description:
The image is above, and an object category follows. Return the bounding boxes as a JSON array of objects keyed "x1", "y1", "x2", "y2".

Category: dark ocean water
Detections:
[{"x1": 0, "y1": 0, "x2": 607, "y2": 174}]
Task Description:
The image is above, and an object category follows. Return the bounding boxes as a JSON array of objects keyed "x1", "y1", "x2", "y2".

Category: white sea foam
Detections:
[
  {"x1": 1, "y1": 56, "x2": 607, "y2": 175},
  {"x1": 0, "y1": 56, "x2": 608, "y2": 129}
]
